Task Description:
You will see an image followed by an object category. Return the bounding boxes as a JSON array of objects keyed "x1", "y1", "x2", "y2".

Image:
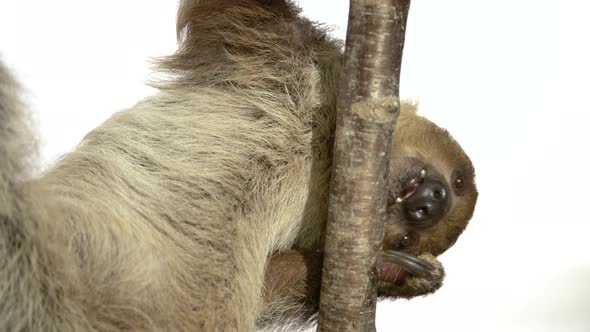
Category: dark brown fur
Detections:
[{"x1": 0, "y1": 1, "x2": 477, "y2": 331}]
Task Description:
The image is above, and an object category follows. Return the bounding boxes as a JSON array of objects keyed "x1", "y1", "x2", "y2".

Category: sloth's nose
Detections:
[{"x1": 402, "y1": 179, "x2": 450, "y2": 228}]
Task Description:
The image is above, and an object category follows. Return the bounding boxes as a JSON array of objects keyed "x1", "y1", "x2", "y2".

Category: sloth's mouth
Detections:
[{"x1": 394, "y1": 169, "x2": 426, "y2": 204}]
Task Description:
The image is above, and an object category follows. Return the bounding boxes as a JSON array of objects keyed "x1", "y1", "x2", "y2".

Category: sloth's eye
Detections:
[
  {"x1": 451, "y1": 169, "x2": 466, "y2": 195},
  {"x1": 454, "y1": 176, "x2": 464, "y2": 189},
  {"x1": 398, "y1": 231, "x2": 418, "y2": 249}
]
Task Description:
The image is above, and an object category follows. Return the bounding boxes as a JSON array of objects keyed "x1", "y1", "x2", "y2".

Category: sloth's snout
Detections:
[{"x1": 402, "y1": 179, "x2": 450, "y2": 228}]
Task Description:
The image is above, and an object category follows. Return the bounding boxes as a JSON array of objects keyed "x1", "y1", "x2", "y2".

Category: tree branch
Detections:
[{"x1": 317, "y1": 0, "x2": 411, "y2": 331}]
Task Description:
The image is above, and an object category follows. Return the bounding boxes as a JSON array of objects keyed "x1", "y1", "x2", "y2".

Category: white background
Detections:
[{"x1": 1, "y1": 1, "x2": 589, "y2": 331}]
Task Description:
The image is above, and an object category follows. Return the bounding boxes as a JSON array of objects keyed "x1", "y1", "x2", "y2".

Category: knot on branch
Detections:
[{"x1": 351, "y1": 97, "x2": 399, "y2": 124}]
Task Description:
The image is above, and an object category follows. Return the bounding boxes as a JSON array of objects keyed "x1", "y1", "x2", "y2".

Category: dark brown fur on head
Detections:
[{"x1": 385, "y1": 106, "x2": 478, "y2": 257}]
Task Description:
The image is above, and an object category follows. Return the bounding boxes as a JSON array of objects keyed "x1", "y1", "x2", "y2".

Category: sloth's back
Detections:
[{"x1": 21, "y1": 87, "x2": 322, "y2": 329}]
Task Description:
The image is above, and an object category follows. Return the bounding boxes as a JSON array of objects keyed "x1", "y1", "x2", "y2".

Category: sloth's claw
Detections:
[{"x1": 382, "y1": 251, "x2": 434, "y2": 278}]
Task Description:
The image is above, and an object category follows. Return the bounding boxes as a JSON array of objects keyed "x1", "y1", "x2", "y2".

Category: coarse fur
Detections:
[{"x1": 0, "y1": 0, "x2": 478, "y2": 331}]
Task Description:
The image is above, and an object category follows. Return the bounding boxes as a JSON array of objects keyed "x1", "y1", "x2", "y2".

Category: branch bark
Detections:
[{"x1": 317, "y1": 0, "x2": 411, "y2": 331}]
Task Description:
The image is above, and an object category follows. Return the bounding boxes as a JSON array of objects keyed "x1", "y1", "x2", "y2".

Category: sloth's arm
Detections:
[
  {"x1": 263, "y1": 251, "x2": 323, "y2": 311},
  {"x1": 263, "y1": 251, "x2": 444, "y2": 308}
]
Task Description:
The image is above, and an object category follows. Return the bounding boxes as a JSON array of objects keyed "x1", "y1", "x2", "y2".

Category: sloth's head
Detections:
[{"x1": 383, "y1": 104, "x2": 478, "y2": 258}]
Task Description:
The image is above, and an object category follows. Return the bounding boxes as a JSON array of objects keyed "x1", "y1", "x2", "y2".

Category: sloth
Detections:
[{"x1": 0, "y1": 0, "x2": 477, "y2": 331}]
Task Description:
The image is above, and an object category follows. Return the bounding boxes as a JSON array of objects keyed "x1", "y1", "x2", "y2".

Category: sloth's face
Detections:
[
  {"x1": 376, "y1": 109, "x2": 478, "y2": 283},
  {"x1": 384, "y1": 155, "x2": 477, "y2": 256}
]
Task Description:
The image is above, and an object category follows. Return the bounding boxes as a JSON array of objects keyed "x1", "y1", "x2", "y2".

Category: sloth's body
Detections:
[{"x1": 0, "y1": 1, "x2": 477, "y2": 331}]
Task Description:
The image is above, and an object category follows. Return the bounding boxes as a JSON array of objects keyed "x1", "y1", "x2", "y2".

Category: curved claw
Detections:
[{"x1": 382, "y1": 251, "x2": 434, "y2": 278}]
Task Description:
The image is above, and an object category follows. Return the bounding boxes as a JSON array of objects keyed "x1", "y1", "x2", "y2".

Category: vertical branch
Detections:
[{"x1": 317, "y1": 0, "x2": 411, "y2": 331}]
